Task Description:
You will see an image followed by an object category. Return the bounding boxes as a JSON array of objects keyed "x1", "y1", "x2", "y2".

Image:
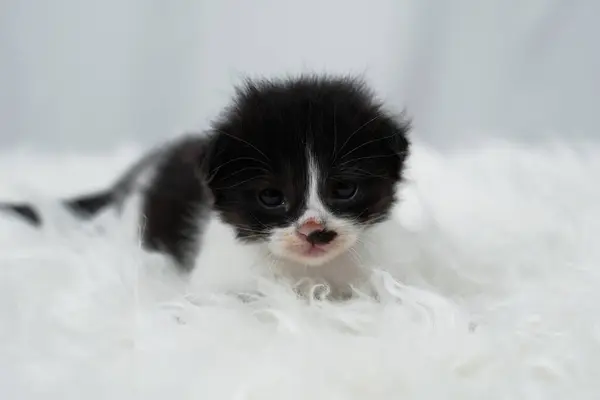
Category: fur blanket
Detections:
[{"x1": 1, "y1": 140, "x2": 599, "y2": 399}]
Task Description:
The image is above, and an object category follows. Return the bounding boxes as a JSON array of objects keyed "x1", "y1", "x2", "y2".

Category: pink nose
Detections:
[{"x1": 297, "y1": 219, "x2": 325, "y2": 237}]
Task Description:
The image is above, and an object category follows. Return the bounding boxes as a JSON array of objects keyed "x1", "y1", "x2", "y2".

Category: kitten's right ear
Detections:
[{"x1": 388, "y1": 111, "x2": 412, "y2": 161}]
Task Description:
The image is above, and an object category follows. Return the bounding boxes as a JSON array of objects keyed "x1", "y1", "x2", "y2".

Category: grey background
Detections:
[{"x1": 1, "y1": 0, "x2": 598, "y2": 152}]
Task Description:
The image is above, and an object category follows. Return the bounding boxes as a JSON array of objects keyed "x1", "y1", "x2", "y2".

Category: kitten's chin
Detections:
[{"x1": 267, "y1": 235, "x2": 358, "y2": 268}]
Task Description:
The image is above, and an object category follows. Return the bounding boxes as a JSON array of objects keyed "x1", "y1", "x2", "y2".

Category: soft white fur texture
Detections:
[{"x1": 1, "y1": 140, "x2": 599, "y2": 399}]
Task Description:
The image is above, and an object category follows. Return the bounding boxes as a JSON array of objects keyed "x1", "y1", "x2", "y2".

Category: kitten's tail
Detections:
[
  {"x1": 0, "y1": 191, "x2": 114, "y2": 226},
  {"x1": 0, "y1": 146, "x2": 165, "y2": 227}
]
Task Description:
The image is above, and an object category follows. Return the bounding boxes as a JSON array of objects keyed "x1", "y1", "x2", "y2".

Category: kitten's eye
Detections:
[
  {"x1": 257, "y1": 188, "x2": 285, "y2": 208},
  {"x1": 331, "y1": 181, "x2": 358, "y2": 200}
]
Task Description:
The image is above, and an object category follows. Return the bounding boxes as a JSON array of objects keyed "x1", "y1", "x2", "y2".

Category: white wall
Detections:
[
  {"x1": 403, "y1": 0, "x2": 600, "y2": 146},
  {"x1": 1, "y1": 0, "x2": 598, "y2": 151}
]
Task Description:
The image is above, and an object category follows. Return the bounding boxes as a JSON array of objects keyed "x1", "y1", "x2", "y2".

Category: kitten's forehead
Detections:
[{"x1": 211, "y1": 76, "x2": 401, "y2": 165}]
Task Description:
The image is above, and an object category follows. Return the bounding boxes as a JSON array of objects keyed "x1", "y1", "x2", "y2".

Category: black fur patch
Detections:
[
  {"x1": 0, "y1": 190, "x2": 114, "y2": 226},
  {"x1": 140, "y1": 136, "x2": 212, "y2": 270},
  {"x1": 0, "y1": 203, "x2": 42, "y2": 226}
]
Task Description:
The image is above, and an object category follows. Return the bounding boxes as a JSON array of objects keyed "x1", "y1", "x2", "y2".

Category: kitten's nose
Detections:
[
  {"x1": 297, "y1": 220, "x2": 338, "y2": 245},
  {"x1": 297, "y1": 219, "x2": 325, "y2": 236},
  {"x1": 307, "y1": 229, "x2": 338, "y2": 245}
]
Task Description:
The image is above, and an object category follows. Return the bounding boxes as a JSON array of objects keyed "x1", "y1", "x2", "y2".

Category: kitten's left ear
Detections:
[{"x1": 388, "y1": 112, "x2": 412, "y2": 160}]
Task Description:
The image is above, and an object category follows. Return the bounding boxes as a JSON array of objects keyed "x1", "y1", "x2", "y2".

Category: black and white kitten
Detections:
[{"x1": 2, "y1": 75, "x2": 411, "y2": 295}]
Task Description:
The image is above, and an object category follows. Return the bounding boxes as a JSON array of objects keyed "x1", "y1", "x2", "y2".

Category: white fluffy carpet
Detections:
[{"x1": 1, "y1": 140, "x2": 600, "y2": 399}]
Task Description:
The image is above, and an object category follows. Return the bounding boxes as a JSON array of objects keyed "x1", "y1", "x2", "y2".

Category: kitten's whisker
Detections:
[
  {"x1": 368, "y1": 213, "x2": 389, "y2": 224},
  {"x1": 249, "y1": 212, "x2": 270, "y2": 230},
  {"x1": 218, "y1": 166, "x2": 271, "y2": 182},
  {"x1": 208, "y1": 157, "x2": 271, "y2": 182},
  {"x1": 214, "y1": 129, "x2": 271, "y2": 162},
  {"x1": 351, "y1": 208, "x2": 372, "y2": 223},
  {"x1": 238, "y1": 234, "x2": 268, "y2": 241},
  {"x1": 348, "y1": 247, "x2": 363, "y2": 266},
  {"x1": 233, "y1": 226, "x2": 267, "y2": 234},
  {"x1": 233, "y1": 227, "x2": 270, "y2": 240},
  {"x1": 213, "y1": 176, "x2": 262, "y2": 190},
  {"x1": 339, "y1": 131, "x2": 400, "y2": 161},
  {"x1": 341, "y1": 169, "x2": 390, "y2": 180},
  {"x1": 329, "y1": 167, "x2": 389, "y2": 181},
  {"x1": 334, "y1": 115, "x2": 381, "y2": 162},
  {"x1": 338, "y1": 154, "x2": 397, "y2": 167},
  {"x1": 354, "y1": 237, "x2": 376, "y2": 260},
  {"x1": 211, "y1": 156, "x2": 271, "y2": 174}
]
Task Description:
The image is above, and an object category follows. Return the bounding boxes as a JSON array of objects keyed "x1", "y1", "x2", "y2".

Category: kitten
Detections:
[{"x1": 1, "y1": 75, "x2": 411, "y2": 296}]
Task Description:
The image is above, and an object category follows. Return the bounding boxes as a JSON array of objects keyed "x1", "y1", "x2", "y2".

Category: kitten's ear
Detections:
[{"x1": 389, "y1": 112, "x2": 412, "y2": 160}]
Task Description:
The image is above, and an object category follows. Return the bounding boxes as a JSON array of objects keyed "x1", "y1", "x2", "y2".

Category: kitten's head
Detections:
[{"x1": 203, "y1": 75, "x2": 410, "y2": 267}]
